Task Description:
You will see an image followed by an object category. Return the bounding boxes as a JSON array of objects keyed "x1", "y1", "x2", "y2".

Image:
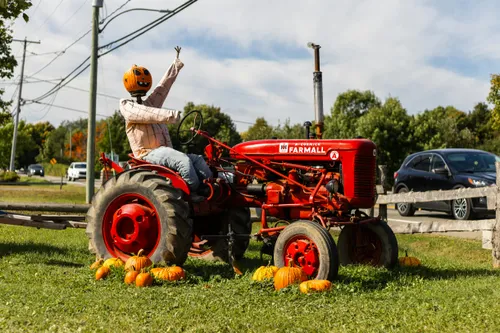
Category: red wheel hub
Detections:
[
  {"x1": 102, "y1": 194, "x2": 160, "y2": 260},
  {"x1": 283, "y1": 235, "x2": 320, "y2": 278}
]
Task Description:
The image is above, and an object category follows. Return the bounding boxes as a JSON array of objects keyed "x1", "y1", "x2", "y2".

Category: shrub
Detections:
[
  {"x1": 0, "y1": 171, "x2": 20, "y2": 182},
  {"x1": 41, "y1": 163, "x2": 69, "y2": 177}
]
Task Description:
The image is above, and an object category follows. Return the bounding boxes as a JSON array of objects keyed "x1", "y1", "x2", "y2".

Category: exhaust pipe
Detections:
[{"x1": 307, "y1": 42, "x2": 324, "y2": 139}]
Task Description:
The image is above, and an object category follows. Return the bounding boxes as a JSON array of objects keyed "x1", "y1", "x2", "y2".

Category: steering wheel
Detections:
[{"x1": 176, "y1": 110, "x2": 203, "y2": 145}]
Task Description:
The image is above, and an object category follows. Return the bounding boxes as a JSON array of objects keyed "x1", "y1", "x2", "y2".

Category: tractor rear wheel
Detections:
[
  {"x1": 337, "y1": 222, "x2": 398, "y2": 269},
  {"x1": 189, "y1": 208, "x2": 252, "y2": 261},
  {"x1": 86, "y1": 169, "x2": 193, "y2": 266},
  {"x1": 273, "y1": 221, "x2": 339, "y2": 281}
]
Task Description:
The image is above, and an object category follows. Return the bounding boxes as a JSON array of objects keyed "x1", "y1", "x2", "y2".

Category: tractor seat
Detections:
[{"x1": 128, "y1": 153, "x2": 149, "y2": 166}]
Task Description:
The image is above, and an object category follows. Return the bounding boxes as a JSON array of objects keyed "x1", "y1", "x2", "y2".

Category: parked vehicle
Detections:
[
  {"x1": 394, "y1": 149, "x2": 499, "y2": 220},
  {"x1": 67, "y1": 162, "x2": 87, "y2": 181},
  {"x1": 27, "y1": 164, "x2": 44, "y2": 177}
]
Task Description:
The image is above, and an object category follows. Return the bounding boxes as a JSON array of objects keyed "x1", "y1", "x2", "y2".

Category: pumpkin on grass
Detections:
[
  {"x1": 252, "y1": 263, "x2": 279, "y2": 281},
  {"x1": 124, "y1": 270, "x2": 140, "y2": 285},
  {"x1": 151, "y1": 266, "x2": 185, "y2": 281},
  {"x1": 90, "y1": 259, "x2": 103, "y2": 270},
  {"x1": 135, "y1": 271, "x2": 153, "y2": 287},
  {"x1": 95, "y1": 266, "x2": 110, "y2": 280},
  {"x1": 103, "y1": 257, "x2": 125, "y2": 268},
  {"x1": 299, "y1": 280, "x2": 332, "y2": 294},
  {"x1": 125, "y1": 249, "x2": 152, "y2": 271},
  {"x1": 398, "y1": 250, "x2": 421, "y2": 267},
  {"x1": 274, "y1": 263, "x2": 308, "y2": 290}
]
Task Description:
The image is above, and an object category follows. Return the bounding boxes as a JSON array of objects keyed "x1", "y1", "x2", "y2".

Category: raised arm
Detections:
[
  {"x1": 119, "y1": 99, "x2": 180, "y2": 124},
  {"x1": 144, "y1": 47, "x2": 184, "y2": 108}
]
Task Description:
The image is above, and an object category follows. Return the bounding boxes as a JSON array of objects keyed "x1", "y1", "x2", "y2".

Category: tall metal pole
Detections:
[
  {"x1": 9, "y1": 38, "x2": 40, "y2": 171},
  {"x1": 307, "y1": 42, "x2": 324, "y2": 139},
  {"x1": 86, "y1": 0, "x2": 103, "y2": 203}
]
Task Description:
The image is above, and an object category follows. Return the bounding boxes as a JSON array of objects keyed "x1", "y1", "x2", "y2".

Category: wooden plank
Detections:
[
  {"x1": 0, "y1": 202, "x2": 90, "y2": 213},
  {"x1": 376, "y1": 186, "x2": 497, "y2": 205},
  {"x1": 391, "y1": 219, "x2": 496, "y2": 234},
  {"x1": 0, "y1": 215, "x2": 66, "y2": 230},
  {"x1": 492, "y1": 162, "x2": 500, "y2": 268},
  {"x1": 0, "y1": 213, "x2": 87, "y2": 230}
]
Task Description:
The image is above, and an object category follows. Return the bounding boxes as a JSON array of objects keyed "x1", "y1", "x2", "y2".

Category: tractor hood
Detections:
[{"x1": 230, "y1": 139, "x2": 377, "y2": 162}]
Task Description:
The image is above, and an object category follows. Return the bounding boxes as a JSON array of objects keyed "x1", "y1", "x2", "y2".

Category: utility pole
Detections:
[
  {"x1": 86, "y1": 0, "x2": 103, "y2": 203},
  {"x1": 9, "y1": 38, "x2": 41, "y2": 171}
]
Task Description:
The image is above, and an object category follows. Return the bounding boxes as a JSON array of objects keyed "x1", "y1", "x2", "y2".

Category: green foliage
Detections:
[
  {"x1": 97, "y1": 110, "x2": 130, "y2": 160},
  {"x1": 241, "y1": 117, "x2": 274, "y2": 141},
  {"x1": 0, "y1": 0, "x2": 32, "y2": 112},
  {"x1": 39, "y1": 125, "x2": 69, "y2": 163},
  {"x1": 172, "y1": 102, "x2": 242, "y2": 155},
  {"x1": 324, "y1": 90, "x2": 381, "y2": 139},
  {"x1": 0, "y1": 170, "x2": 19, "y2": 182},
  {"x1": 0, "y1": 119, "x2": 36, "y2": 169},
  {"x1": 272, "y1": 119, "x2": 305, "y2": 139},
  {"x1": 487, "y1": 74, "x2": 500, "y2": 131},
  {"x1": 357, "y1": 97, "x2": 414, "y2": 176},
  {"x1": 41, "y1": 162, "x2": 69, "y2": 177}
]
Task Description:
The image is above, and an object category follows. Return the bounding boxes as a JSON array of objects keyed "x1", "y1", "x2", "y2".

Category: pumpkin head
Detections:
[
  {"x1": 103, "y1": 257, "x2": 124, "y2": 269},
  {"x1": 252, "y1": 264, "x2": 279, "y2": 281},
  {"x1": 299, "y1": 280, "x2": 332, "y2": 294},
  {"x1": 274, "y1": 264, "x2": 308, "y2": 290},
  {"x1": 124, "y1": 270, "x2": 140, "y2": 285},
  {"x1": 151, "y1": 266, "x2": 185, "y2": 281},
  {"x1": 95, "y1": 266, "x2": 110, "y2": 280},
  {"x1": 90, "y1": 259, "x2": 103, "y2": 270},
  {"x1": 123, "y1": 65, "x2": 152, "y2": 97},
  {"x1": 135, "y1": 272, "x2": 153, "y2": 287},
  {"x1": 398, "y1": 250, "x2": 421, "y2": 267},
  {"x1": 125, "y1": 249, "x2": 152, "y2": 271}
]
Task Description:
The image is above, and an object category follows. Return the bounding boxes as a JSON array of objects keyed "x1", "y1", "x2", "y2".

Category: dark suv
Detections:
[{"x1": 394, "y1": 149, "x2": 498, "y2": 220}]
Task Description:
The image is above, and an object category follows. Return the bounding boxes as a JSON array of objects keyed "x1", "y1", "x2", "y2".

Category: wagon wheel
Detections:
[
  {"x1": 273, "y1": 221, "x2": 339, "y2": 281},
  {"x1": 86, "y1": 169, "x2": 193, "y2": 265},
  {"x1": 189, "y1": 207, "x2": 252, "y2": 261},
  {"x1": 337, "y1": 221, "x2": 398, "y2": 268}
]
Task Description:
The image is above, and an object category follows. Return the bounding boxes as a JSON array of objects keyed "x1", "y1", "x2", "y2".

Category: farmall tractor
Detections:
[{"x1": 85, "y1": 45, "x2": 398, "y2": 281}]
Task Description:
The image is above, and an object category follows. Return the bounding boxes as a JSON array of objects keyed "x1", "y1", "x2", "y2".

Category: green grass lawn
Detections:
[
  {"x1": 0, "y1": 221, "x2": 498, "y2": 333},
  {"x1": 0, "y1": 183, "x2": 85, "y2": 205}
]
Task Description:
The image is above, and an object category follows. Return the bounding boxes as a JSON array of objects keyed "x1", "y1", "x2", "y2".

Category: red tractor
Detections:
[{"x1": 86, "y1": 110, "x2": 398, "y2": 281}]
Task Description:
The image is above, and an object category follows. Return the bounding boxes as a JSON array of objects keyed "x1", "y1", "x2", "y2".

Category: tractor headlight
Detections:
[{"x1": 326, "y1": 180, "x2": 339, "y2": 194}]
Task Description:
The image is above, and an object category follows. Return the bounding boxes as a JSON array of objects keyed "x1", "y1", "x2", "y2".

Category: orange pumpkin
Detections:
[
  {"x1": 124, "y1": 271, "x2": 140, "y2": 285},
  {"x1": 274, "y1": 264, "x2": 308, "y2": 290},
  {"x1": 299, "y1": 280, "x2": 332, "y2": 294},
  {"x1": 90, "y1": 259, "x2": 103, "y2": 270},
  {"x1": 252, "y1": 264, "x2": 279, "y2": 281},
  {"x1": 135, "y1": 272, "x2": 153, "y2": 287},
  {"x1": 398, "y1": 250, "x2": 421, "y2": 267},
  {"x1": 151, "y1": 266, "x2": 185, "y2": 281},
  {"x1": 95, "y1": 266, "x2": 110, "y2": 280},
  {"x1": 123, "y1": 65, "x2": 152, "y2": 97},
  {"x1": 103, "y1": 257, "x2": 124, "y2": 269},
  {"x1": 125, "y1": 249, "x2": 152, "y2": 271}
]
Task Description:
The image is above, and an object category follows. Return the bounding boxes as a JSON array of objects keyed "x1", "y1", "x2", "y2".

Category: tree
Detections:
[
  {"x1": 324, "y1": 90, "x2": 381, "y2": 139},
  {"x1": 412, "y1": 106, "x2": 475, "y2": 151},
  {"x1": 272, "y1": 119, "x2": 305, "y2": 139},
  {"x1": 0, "y1": 0, "x2": 32, "y2": 112},
  {"x1": 97, "y1": 111, "x2": 130, "y2": 160},
  {"x1": 170, "y1": 102, "x2": 242, "y2": 155},
  {"x1": 465, "y1": 102, "x2": 494, "y2": 147},
  {"x1": 487, "y1": 74, "x2": 500, "y2": 131},
  {"x1": 0, "y1": 119, "x2": 35, "y2": 169},
  {"x1": 242, "y1": 118, "x2": 274, "y2": 141},
  {"x1": 40, "y1": 126, "x2": 69, "y2": 163},
  {"x1": 356, "y1": 97, "x2": 414, "y2": 176}
]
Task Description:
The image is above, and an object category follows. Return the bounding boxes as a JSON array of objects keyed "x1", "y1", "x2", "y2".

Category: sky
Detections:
[{"x1": 2, "y1": 0, "x2": 500, "y2": 132}]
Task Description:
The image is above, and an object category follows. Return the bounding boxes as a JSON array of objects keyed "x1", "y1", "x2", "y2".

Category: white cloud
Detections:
[{"x1": 3, "y1": 0, "x2": 499, "y2": 132}]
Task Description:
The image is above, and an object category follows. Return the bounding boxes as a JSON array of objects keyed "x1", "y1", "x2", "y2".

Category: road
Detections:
[{"x1": 44, "y1": 175, "x2": 102, "y2": 188}]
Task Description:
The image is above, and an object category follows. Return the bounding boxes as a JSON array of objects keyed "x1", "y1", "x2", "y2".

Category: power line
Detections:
[
  {"x1": 26, "y1": 100, "x2": 108, "y2": 118},
  {"x1": 60, "y1": 0, "x2": 90, "y2": 28},
  {"x1": 100, "y1": 0, "x2": 132, "y2": 23},
  {"x1": 36, "y1": 0, "x2": 65, "y2": 31},
  {"x1": 27, "y1": 75, "x2": 121, "y2": 99}
]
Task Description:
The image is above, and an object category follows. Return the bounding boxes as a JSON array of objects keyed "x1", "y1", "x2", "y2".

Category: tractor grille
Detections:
[{"x1": 353, "y1": 155, "x2": 376, "y2": 198}]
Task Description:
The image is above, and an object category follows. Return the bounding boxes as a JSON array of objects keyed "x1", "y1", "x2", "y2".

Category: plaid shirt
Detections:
[{"x1": 119, "y1": 58, "x2": 184, "y2": 158}]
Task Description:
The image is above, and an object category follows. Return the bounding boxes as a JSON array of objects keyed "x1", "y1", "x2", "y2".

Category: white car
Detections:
[{"x1": 67, "y1": 162, "x2": 87, "y2": 181}]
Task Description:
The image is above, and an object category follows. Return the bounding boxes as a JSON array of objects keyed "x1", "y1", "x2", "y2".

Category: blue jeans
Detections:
[{"x1": 143, "y1": 147, "x2": 212, "y2": 192}]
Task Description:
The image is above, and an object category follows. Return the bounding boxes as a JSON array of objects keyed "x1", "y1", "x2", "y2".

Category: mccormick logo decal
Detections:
[{"x1": 278, "y1": 142, "x2": 326, "y2": 154}]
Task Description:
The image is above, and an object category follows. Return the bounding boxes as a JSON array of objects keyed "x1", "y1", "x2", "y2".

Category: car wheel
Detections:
[
  {"x1": 451, "y1": 186, "x2": 473, "y2": 220},
  {"x1": 396, "y1": 187, "x2": 415, "y2": 216}
]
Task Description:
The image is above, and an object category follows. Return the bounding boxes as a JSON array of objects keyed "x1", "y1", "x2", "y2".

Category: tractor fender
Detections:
[{"x1": 131, "y1": 165, "x2": 191, "y2": 197}]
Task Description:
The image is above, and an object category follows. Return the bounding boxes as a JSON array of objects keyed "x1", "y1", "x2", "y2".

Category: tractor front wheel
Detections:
[
  {"x1": 86, "y1": 169, "x2": 193, "y2": 266},
  {"x1": 274, "y1": 221, "x2": 339, "y2": 281},
  {"x1": 337, "y1": 222, "x2": 398, "y2": 269}
]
